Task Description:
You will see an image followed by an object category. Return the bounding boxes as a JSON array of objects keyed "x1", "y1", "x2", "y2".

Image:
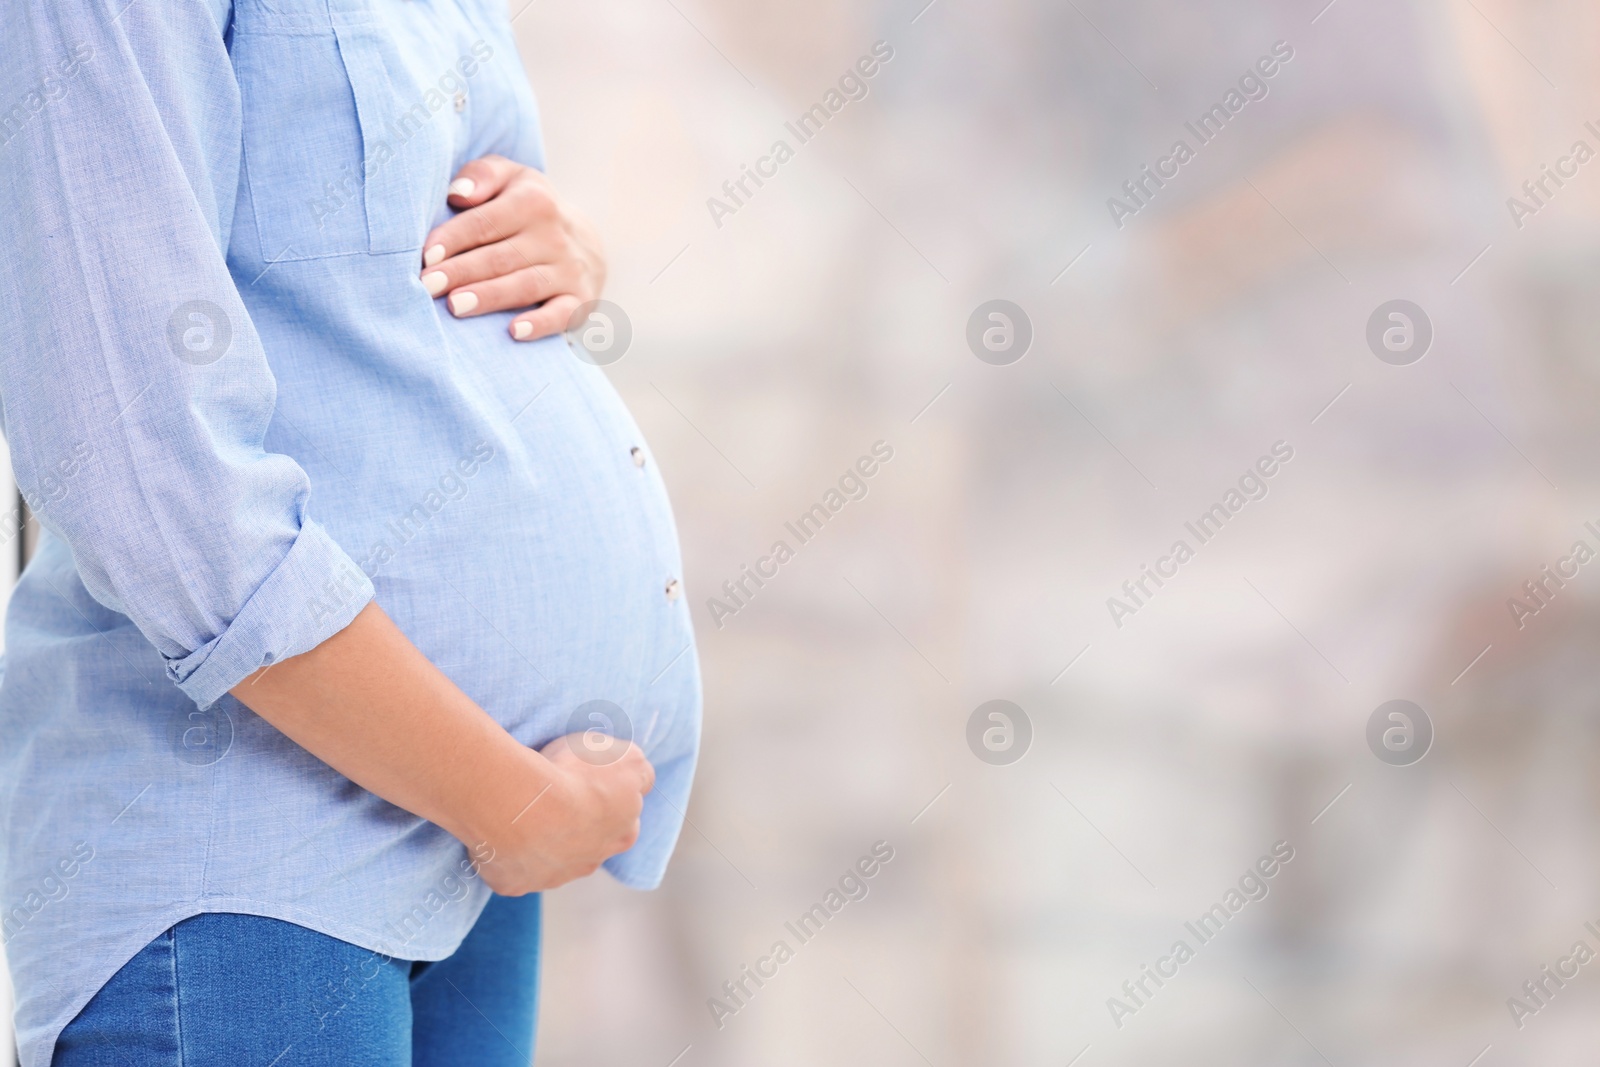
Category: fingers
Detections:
[
  {"x1": 444, "y1": 154, "x2": 518, "y2": 209},
  {"x1": 592, "y1": 739, "x2": 654, "y2": 798},
  {"x1": 635, "y1": 750, "x2": 656, "y2": 795},
  {"x1": 419, "y1": 158, "x2": 603, "y2": 339},
  {"x1": 542, "y1": 731, "x2": 650, "y2": 782},
  {"x1": 439, "y1": 265, "x2": 563, "y2": 319},
  {"x1": 510, "y1": 294, "x2": 581, "y2": 343},
  {"x1": 605, "y1": 742, "x2": 655, "y2": 801},
  {"x1": 540, "y1": 729, "x2": 592, "y2": 764},
  {"x1": 422, "y1": 234, "x2": 563, "y2": 299},
  {"x1": 423, "y1": 196, "x2": 520, "y2": 269},
  {"x1": 423, "y1": 164, "x2": 555, "y2": 268}
]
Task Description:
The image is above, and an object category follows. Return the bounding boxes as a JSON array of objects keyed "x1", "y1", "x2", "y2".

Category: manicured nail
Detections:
[
  {"x1": 422, "y1": 271, "x2": 448, "y2": 296},
  {"x1": 449, "y1": 291, "x2": 478, "y2": 315},
  {"x1": 513, "y1": 320, "x2": 533, "y2": 340},
  {"x1": 448, "y1": 177, "x2": 476, "y2": 198},
  {"x1": 424, "y1": 244, "x2": 447, "y2": 267}
]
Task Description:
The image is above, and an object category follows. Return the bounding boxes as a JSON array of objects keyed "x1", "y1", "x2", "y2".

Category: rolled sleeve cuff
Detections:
[{"x1": 164, "y1": 520, "x2": 374, "y2": 708}]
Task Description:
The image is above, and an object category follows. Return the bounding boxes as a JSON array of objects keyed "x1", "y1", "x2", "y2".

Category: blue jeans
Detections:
[{"x1": 52, "y1": 894, "x2": 541, "y2": 1066}]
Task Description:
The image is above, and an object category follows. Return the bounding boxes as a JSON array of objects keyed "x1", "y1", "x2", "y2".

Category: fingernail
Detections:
[
  {"x1": 448, "y1": 177, "x2": 476, "y2": 198},
  {"x1": 513, "y1": 320, "x2": 533, "y2": 340},
  {"x1": 422, "y1": 271, "x2": 449, "y2": 296},
  {"x1": 424, "y1": 244, "x2": 446, "y2": 267},
  {"x1": 449, "y1": 291, "x2": 478, "y2": 316}
]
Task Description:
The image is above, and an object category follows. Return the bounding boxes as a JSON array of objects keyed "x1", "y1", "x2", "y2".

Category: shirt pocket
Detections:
[
  {"x1": 332, "y1": 20, "x2": 456, "y2": 254},
  {"x1": 231, "y1": 4, "x2": 452, "y2": 260}
]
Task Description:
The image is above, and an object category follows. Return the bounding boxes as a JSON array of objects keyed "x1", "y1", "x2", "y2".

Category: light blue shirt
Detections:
[{"x1": 0, "y1": 2, "x2": 701, "y2": 1063}]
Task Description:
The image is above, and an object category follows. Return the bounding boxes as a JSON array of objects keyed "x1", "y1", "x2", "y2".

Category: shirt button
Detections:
[
  {"x1": 453, "y1": 92, "x2": 467, "y2": 112},
  {"x1": 664, "y1": 579, "x2": 681, "y2": 601},
  {"x1": 630, "y1": 447, "x2": 646, "y2": 468}
]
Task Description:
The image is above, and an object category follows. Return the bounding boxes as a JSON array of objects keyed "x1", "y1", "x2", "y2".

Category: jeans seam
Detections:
[{"x1": 167, "y1": 928, "x2": 186, "y2": 1067}]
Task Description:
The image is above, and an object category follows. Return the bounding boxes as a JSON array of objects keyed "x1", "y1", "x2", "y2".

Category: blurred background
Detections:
[{"x1": 9, "y1": 0, "x2": 1600, "y2": 1063}]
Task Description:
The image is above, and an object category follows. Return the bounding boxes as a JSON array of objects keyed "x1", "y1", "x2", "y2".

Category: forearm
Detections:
[{"x1": 229, "y1": 601, "x2": 542, "y2": 849}]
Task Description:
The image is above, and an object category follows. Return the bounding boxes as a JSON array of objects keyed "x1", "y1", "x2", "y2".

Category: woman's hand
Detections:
[
  {"x1": 419, "y1": 155, "x2": 607, "y2": 343},
  {"x1": 471, "y1": 732, "x2": 656, "y2": 896}
]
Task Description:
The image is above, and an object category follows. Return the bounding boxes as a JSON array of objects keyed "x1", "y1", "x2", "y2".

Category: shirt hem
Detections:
[{"x1": 20, "y1": 893, "x2": 482, "y2": 1067}]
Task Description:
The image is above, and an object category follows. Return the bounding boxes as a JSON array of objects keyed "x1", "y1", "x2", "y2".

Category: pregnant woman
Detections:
[{"x1": 0, "y1": 2, "x2": 701, "y2": 1064}]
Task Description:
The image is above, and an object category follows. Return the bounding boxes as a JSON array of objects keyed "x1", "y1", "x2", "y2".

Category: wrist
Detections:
[{"x1": 443, "y1": 733, "x2": 561, "y2": 856}]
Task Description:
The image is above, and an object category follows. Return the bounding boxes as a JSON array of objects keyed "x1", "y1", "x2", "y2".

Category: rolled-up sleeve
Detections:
[{"x1": 0, "y1": 0, "x2": 373, "y2": 707}]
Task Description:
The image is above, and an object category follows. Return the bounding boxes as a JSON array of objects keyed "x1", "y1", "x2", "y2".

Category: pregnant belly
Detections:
[{"x1": 323, "y1": 353, "x2": 697, "y2": 768}]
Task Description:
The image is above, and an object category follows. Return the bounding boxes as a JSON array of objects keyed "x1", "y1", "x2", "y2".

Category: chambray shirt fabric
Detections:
[{"x1": 0, "y1": 2, "x2": 701, "y2": 1064}]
